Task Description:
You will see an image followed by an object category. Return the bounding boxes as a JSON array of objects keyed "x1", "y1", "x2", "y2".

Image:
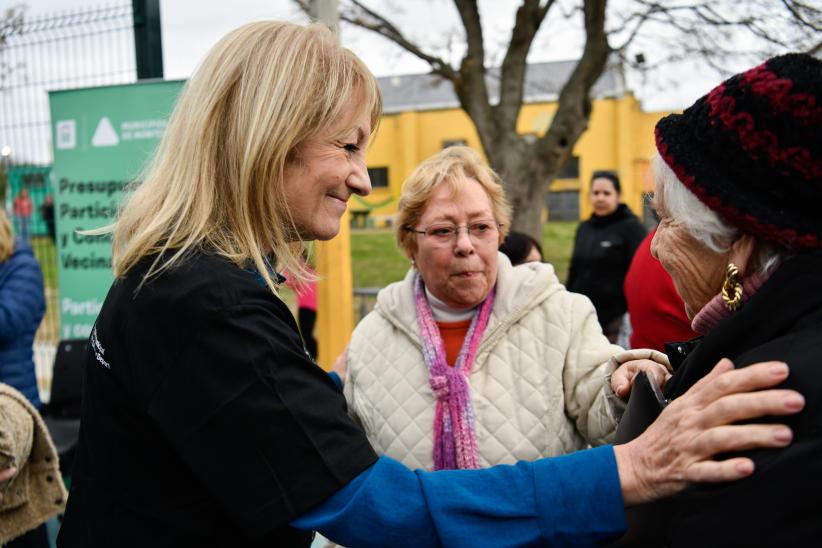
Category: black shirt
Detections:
[
  {"x1": 57, "y1": 252, "x2": 377, "y2": 548},
  {"x1": 566, "y1": 204, "x2": 646, "y2": 325}
]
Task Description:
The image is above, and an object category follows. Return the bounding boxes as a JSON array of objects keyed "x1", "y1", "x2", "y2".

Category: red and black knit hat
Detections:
[{"x1": 655, "y1": 53, "x2": 822, "y2": 249}]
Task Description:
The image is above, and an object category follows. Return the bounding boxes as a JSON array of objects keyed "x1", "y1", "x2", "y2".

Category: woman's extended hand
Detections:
[
  {"x1": 613, "y1": 359, "x2": 803, "y2": 506},
  {"x1": 610, "y1": 349, "x2": 672, "y2": 399}
]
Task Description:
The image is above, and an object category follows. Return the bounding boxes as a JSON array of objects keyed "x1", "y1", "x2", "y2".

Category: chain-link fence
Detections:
[{"x1": 0, "y1": 3, "x2": 136, "y2": 400}]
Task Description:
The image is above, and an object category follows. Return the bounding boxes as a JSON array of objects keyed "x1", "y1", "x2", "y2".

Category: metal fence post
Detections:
[{"x1": 132, "y1": 0, "x2": 163, "y2": 80}]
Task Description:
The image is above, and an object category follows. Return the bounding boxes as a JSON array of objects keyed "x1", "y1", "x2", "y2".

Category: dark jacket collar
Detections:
[{"x1": 588, "y1": 203, "x2": 636, "y2": 226}]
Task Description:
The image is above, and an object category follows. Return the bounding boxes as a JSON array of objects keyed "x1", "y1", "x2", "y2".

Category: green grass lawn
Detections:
[
  {"x1": 349, "y1": 229, "x2": 409, "y2": 288},
  {"x1": 350, "y1": 220, "x2": 579, "y2": 288},
  {"x1": 539, "y1": 221, "x2": 578, "y2": 283}
]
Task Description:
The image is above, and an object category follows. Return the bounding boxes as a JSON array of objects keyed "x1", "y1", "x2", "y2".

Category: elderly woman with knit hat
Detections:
[{"x1": 618, "y1": 53, "x2": 822, "y2": 546}]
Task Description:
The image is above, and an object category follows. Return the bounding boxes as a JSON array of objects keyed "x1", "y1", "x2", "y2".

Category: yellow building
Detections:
[{"x1": 358, "y1": 60, "x2": 671, "y2": 224}]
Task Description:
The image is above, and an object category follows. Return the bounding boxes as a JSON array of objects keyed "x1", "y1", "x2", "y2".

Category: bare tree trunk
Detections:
[
  {"x1": 511, "y1": 180, "x2": 546, "y2": 237},
  {"x1": 486, "y1": 138, "x2": 539, "y2": 237}
]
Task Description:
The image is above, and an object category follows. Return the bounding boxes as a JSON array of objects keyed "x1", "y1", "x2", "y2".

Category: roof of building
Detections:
[{"x1": 378, "y1": 59, "x2": 626, "y2": 114}]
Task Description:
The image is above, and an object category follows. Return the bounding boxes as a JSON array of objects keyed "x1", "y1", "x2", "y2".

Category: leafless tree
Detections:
[{"x1": 296, "y1": 0, "x2": 821, "y2": 237}]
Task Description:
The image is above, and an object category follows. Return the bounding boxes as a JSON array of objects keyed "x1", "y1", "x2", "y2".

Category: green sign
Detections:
[{"x1": 49, "y1": 80, "x2": 184, "y2": 340}]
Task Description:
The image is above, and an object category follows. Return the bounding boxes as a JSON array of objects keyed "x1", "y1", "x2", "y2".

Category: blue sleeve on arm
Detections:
[
  {"x1": 534, "y1": 445, "x2": 627, "y2": 545},
  {"x1": 291, "y1": 456, "x2": 440, "y2": 547},
  {"x1": 327, "y1": 371, "x2": 342, "y2": 390},
  {"x1": 291, "y1": 446, "x2": 626, "y2": 548}
]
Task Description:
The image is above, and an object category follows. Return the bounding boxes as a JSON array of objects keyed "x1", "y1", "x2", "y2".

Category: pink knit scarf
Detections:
[
  {"x1": 414, "y1": 273, "x2": 495, "y2": 470},
  {"x1": 691, "y1": 271, "x2": 771, "y2": 335}
]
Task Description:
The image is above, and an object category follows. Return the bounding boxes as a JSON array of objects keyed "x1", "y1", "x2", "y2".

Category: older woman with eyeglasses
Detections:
[{"x1": 340, "y1": 146, "x2": 668, "y2": 471}]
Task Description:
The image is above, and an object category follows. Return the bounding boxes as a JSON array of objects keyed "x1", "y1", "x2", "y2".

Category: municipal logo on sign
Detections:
[
  {"x1": 56, "y1": 120, "x2": 77, "y2": 150},
  {"x1": 92, "y1": 117, "x2": 119, "y2": 147}
]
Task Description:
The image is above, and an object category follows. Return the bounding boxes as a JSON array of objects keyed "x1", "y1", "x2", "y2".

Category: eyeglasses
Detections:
[{"x1": 405, "y1": 220, "x2": 502, "y2": 246}]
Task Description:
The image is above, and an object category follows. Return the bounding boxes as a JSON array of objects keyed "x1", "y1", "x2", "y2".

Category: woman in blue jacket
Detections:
[{"x1": 0, "y1": 208, "x2": 45, "y2": 408}]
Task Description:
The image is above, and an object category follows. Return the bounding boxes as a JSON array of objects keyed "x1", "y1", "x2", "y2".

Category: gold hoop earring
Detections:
[{"x1": 722, "y1": 263, "x2": 744, "y2": 311}]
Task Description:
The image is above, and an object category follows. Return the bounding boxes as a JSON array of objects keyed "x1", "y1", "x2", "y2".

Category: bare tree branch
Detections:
[
  {"x1": 0, "y1": 4, "x2": 25, "y2": 47},
  {"x1": 295, "y1": 0, "x2": 459, "y2": 81},
  {"x1": 780, "y1": 0, "x2": 822, "y2": 32},
  {"x1": 452, "y1": 0, "x2": 495, "y2": 149},
  {"x1": 494, "y1": 0, "x2": 555, "y2": 135},
  {"x1": 454, "y1": 0, "x2": 485, "y2": 65},
  {"x1": 610, "y1": 2, "x2": 665, "y2": 52},
  {"x1": 536, "y1": 0, "x2": 608, "y2": 174},
  {"x1": 0, "y1": 5, "x2": 26, "y2": 93}
]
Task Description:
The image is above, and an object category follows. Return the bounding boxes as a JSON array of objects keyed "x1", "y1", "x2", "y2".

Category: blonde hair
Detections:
[
  {"x1": 108, "y1": 21, "x2": 382, "y2": 291},
  {"x1": 396, "y1": 146, "x2": 511, "y2": 257},
  {"x1": 0, "y1": 209, "x2": 13, "y2": 262}
]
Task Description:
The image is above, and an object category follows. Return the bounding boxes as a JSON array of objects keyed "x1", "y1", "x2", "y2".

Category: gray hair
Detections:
[{"x1": 652, "y1": 154, "x2": 791, "y2": 275}]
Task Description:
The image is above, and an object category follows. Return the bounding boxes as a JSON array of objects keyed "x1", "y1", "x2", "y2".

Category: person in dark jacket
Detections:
[
  {"x1": 39, "y1": 195, "x2": 56, "y2": 243},
  {"x1": 567, "y1": 171, "x2": 646, "y2": 342},
  {"x1": 56, "y1": 21, "x2": 805, "y2": 548},
  {"x1": 620, "y1": 53, "x2": 822, "y2": 546},
  {"x1": 0, "y1": 208, "x2": 45, "y2": 408}
]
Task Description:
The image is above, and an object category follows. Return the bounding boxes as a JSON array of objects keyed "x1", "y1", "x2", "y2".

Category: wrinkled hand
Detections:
[
  {"x1": 332, "y1": 346, "x2": 349, "y2": 384},
  {"x1": 613, "y1": 359, "x2": 803, "y2": 506},
  {"x1": 0, "y1": 467, "x2": 17, "y2": 503},
  {"x1": 610, "y1": 349, "x2": 672, "y2": 399}
]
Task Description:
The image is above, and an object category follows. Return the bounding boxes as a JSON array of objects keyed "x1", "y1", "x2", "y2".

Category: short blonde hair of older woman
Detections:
[
  {"x1": 107, "y1": 21, "x2": 382, "y2": 291},
  {"x1": 0, "y1": 209, "x2": 13, "y2": 262},
  {"x1": 396, "y1": 146, "x2": 511, "y2": 257}
]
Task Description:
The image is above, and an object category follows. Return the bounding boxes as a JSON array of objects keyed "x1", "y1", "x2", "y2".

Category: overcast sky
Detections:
[{"x1": 8, "y1": 0, "x2": 750, "y2": 111}]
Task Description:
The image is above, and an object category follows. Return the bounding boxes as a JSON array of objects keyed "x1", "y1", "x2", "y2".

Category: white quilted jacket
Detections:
[{"x1": 344, "y1": 254, "x2": 625, "y2": 470}]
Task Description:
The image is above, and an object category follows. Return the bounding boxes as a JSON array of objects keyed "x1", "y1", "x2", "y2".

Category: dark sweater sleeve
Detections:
[{"x1": 292, "y1": 446, "x2": 627, "y2": 547}]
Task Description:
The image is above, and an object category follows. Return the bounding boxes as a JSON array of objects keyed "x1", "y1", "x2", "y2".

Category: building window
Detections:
[
  {"x1": 442, "y1": 139, "x2": 467, "y2": 149},
  {"x1": 368, "y1": 167, "x2": 389, "y2": 188},
  {"x1": 545, "y1": 189, "x2": 580, "y2": 221},
  {"x1": 557, "y1": 155, "x2": 579, "y2": 179}
]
